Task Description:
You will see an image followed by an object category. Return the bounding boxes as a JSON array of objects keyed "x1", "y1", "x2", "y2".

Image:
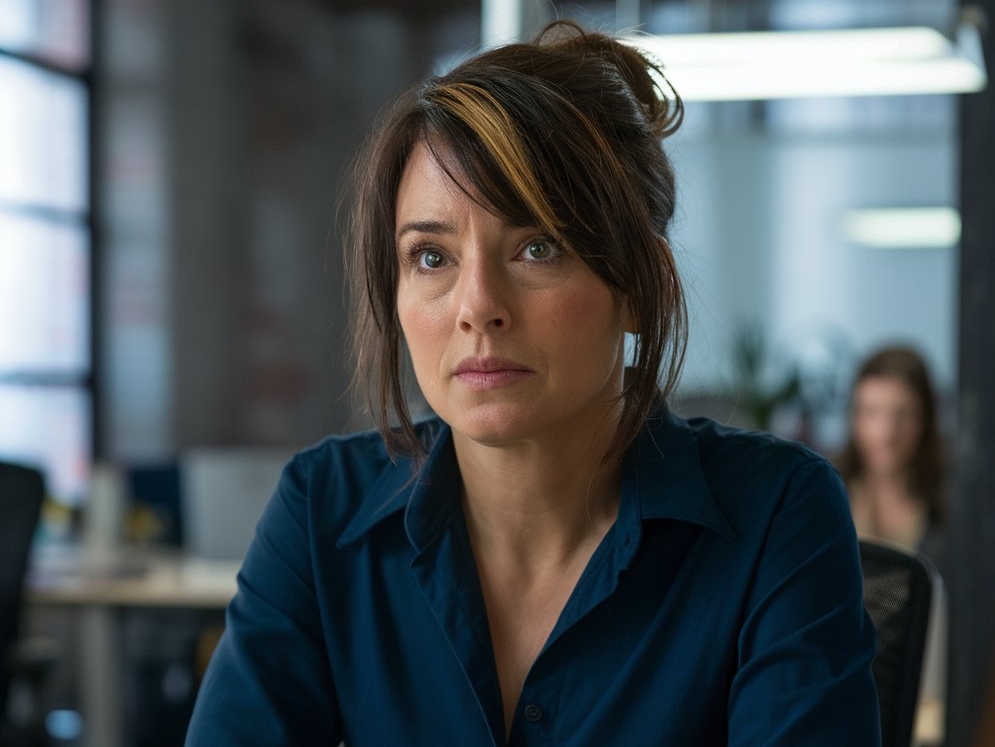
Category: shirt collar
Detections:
[
  {"x1": 337, "y1": 421, "x2": 458, "y2": 548},
  {"x1": 337, "y1": 407, "x2": 735, "y2": 548},
  {"x1": 623, "y1": 407, "x2": 736, "y2": 540}
]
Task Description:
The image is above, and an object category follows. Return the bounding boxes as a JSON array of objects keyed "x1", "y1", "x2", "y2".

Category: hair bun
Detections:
[{"x1": 536, "y1": 20, "x2": 684, "y2": 139}]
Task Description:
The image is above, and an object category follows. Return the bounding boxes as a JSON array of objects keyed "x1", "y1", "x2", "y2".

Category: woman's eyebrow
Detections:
[{"x1": 396, "y1": 219, "x2": 455, "y2": 241}]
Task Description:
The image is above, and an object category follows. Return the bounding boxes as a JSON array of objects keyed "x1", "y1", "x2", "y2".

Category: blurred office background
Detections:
[{"x1": 1, "y1": 0, "x2": 993, "y2": 745}]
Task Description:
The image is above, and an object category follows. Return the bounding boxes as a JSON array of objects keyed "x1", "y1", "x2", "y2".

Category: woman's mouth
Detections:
[{"x1": 453, "y1": 357, "x2": 534, "y2": 389}]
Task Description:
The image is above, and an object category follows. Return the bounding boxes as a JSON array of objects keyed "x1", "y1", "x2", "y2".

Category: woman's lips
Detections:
[{"x1": 453, "y1": 357, "x2": 534, "y2": 389}]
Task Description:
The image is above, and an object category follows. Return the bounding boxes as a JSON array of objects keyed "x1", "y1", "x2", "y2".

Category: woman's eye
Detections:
[
  {"x1": 520, "y1": 238, "x2": 561, "y2": 262},
  {"x1": 418, "y1": 250, "x2": 445, "y2": 269}
]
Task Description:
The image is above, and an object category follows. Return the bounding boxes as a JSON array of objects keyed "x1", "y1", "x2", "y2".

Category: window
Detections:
[{"x1": 0, "y1": 0, "x2": 92, "y2": 507}]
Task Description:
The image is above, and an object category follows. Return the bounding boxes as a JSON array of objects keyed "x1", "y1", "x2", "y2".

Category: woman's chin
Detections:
[{"x1": 449, "y1": 419, "x2": 533, "y2": 448}]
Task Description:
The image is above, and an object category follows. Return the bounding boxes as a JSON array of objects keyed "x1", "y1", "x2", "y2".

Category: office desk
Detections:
[{"x1": 27, "y1": 545, "x2": 239, "y2": 747}]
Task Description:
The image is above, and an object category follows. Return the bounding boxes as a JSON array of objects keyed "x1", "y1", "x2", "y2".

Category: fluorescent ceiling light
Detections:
[
  {"x1": 623, "y1": 25, "x2": 987, "y2": 101},
  {"x1": 841, "y1": 207, "x2": 961, "y2": 249}
]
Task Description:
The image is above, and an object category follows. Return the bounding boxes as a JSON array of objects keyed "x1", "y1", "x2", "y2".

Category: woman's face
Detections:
[
  {"x1": 395, "y1": 143, "x2": 630, "y2": 448},
  {"x1": 851, "y1": 374, "x2": 924, "y2": 478}
]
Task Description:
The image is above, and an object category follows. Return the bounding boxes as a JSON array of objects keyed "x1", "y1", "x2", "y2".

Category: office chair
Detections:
[
  {"x1": 0, "y1": 461, "x2": 47, "y2": 746},
  {"x1": 860, "y1": 538, "x2": 936, "y2": 747}
]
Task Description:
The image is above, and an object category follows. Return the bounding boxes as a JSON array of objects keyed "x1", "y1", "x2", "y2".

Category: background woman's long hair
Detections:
[{"x1": 836, "y1": 345, "x2": 946, "y2": 526}]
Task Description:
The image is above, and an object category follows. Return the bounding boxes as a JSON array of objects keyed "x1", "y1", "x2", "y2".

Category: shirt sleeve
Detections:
[
  {"x1": 185, "y1": 457, "x2": 342, "y2": 746},
  {"x1": 728, "y1": 458, "x2": 881, "y2": 746}
]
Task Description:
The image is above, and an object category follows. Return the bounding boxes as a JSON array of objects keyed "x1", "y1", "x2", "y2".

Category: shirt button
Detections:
[{"x1": 524, "y1": 703, "x2": 544, "y2": 722}]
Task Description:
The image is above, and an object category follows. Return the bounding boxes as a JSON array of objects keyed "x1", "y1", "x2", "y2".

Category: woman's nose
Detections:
[{"x1": 455, "y1": 257, "x2": 511, "y2": 332}]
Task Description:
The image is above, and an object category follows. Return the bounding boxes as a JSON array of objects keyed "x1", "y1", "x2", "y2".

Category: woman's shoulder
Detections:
[
  {"x1": 273, "y1": 417, "x2": 447, "y2": 522},
  {"x1": 650, "y1": 410, "x2": 853, "y2": 554},
  {"x1": 678, "y1": 413, "x2": 833, "y2": 473},
  {"x1": 664, "y1": 411, "x2": 846, "y2": 510}
]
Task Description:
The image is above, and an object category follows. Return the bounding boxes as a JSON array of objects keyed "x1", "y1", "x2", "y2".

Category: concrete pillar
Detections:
[{"x1": 947, "y1": 2, "x2": 995, "y2": 744}]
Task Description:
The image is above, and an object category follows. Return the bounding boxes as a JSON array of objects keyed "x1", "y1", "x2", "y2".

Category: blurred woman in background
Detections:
[
  {"x1": 837, "y1": 345, "x2": 946, "y2": 563},
  {"x1": 838, "y1": 345, "x2": 948, "y2": 746}
]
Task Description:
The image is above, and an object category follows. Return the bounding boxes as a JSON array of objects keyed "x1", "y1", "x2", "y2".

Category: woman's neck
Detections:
[
  {"x1": 453, "y1": 420, "x2": 624, "y2": 742},
  {"x1": 851, "y1": 472, "x2": 927, "y2": 549},
  {"x1": 453, "y1": 425, "x2": 622, "y2": 570},
  {"x1": 861, "y1": 469, "x2": 915, "y2": 499}
]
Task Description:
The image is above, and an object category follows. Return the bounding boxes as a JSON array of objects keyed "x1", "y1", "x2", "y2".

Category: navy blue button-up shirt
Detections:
[{"x1": 186, "y1": 409, "x2": 880, "y2": 746}]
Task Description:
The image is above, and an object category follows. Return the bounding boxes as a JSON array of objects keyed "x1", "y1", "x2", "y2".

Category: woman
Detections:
[
  {"x1": 837, "y1": 346, "x2": 946, "y2": 560},
  {"x1": 186, "y1": 22, "x2": 879, "y2": 746},
  {"x1": 838, "y1": 346, "x2": 947, "y2": 746}
]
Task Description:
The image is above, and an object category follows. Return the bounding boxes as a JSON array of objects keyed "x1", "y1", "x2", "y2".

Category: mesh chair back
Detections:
[
  {"x1": 860, "y1": 539, "x2": 935, "y2": 747},
  {"x1": 0, "y1": 462, "x2": 45, "y2": 711}
]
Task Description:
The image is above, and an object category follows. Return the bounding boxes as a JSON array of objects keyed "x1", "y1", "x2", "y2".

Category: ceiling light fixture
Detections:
[
  {"x1": 841, "y1": 207, "x2": 962, "y2": 249},
  {"x1": 622, "y1": 21, "x2": 987, "y2": 101}
]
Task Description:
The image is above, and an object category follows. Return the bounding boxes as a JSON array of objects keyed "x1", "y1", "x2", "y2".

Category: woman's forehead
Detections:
[
  {"x1": 856, "y1": 375, "x2": 921, "y2": 405},
  {"x1": 397, "y1": 139, "x2": 518, "y2": 228}
]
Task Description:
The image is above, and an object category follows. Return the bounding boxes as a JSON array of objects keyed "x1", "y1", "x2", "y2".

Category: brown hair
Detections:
[
  {"x1": 837, "y1": 346, "x2": 946, "y2": 525},
  {"x1": 345, "y1": 20, "x2": 686, "y2": 461}
]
